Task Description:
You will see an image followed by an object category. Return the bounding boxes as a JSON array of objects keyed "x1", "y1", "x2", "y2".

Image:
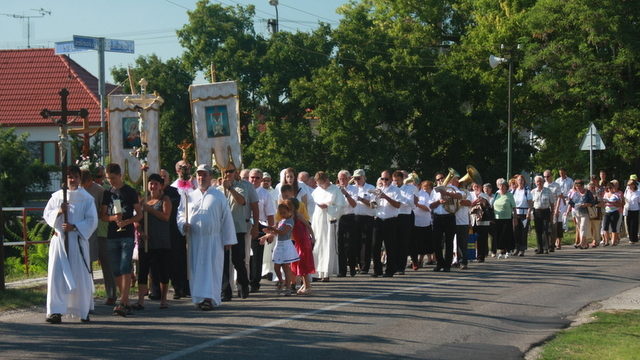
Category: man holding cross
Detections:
[{"x1": 43, "y1": 165, "x2": 98, "y2": 324}]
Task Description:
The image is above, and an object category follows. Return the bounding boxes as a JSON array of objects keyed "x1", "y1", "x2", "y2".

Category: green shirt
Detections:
[
  {"x1": 218, "y1": 181, "x2": 249, "y2": 233},
  {"x1": 492, "y1": 192, "x2": 516, "y2": 219}
]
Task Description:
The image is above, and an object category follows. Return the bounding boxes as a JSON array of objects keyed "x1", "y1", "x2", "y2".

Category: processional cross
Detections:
[
  {"x1": 123, "y1": 78, "x2": 164, "y2": 251},
  {"x1": 69, "y1": 113, "x2": 101, "y2": 157},
  {"x1": 40, "y1": 88, "x2": 89, "y2": 256}
]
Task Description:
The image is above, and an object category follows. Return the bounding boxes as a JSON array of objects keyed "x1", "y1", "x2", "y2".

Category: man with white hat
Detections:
[
  {"x1": 349, "y1": 169, "x2": 376, "y2": 274},
  {"x1": 178, "y1": 164, "x2": 236, "y2": 310}
]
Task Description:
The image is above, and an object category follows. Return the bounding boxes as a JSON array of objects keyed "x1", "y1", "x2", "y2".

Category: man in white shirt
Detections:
[
  {"x1": 532, "y1": 175, "x2": 555, "y2": 254},
  {"x1": 429, "y1": 172, "x2": 464, "y2": 272},
  {"x1": 337, "y1": 170, "x2": 358, "y2": 277},
  {"x1": 349, "y1": 169, "x2": 376, "y2": 274},
  {"x1": 392, "y1": 170, "x2": 417, "y2": 275},
  {"x1": 298, "y1": 171, "x2": 316, "y2": 217},
  {"x1": 451, "y1": 176, "x2": 472, "y2": 269},
  {"x1": 371, "y1": 170, "x2": 402, "y2": 277},
  {"x1": 248, "y1": 168, "x2": 276, "y2": 292},
  {"x1": 544, "y1": 169, "x2": 563, "y2": 250}
]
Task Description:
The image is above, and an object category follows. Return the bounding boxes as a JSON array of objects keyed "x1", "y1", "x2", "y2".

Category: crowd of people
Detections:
[{"x1": 42, "y1": 162, "x2": 640, "y2": 323}]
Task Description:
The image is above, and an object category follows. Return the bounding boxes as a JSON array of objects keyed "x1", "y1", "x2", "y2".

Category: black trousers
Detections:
[
  {"x1": 354, "y1": 215, "x2": 374, "y2": 272},
  {"x1": 338, "y1": 214, "x2": 356, "y2": 275},
  {"x1": 151, "y1": 231, "x2": 188, "y2": 297},
  {"x1": 396, "y1": 213, "x2": 414, "y2": 271},
  {"x1": 433, "y1": 214, "x2": 456, "y2": 270},
  {"x1": 533, "y1": 208, "x2": 551, "y2": 251},
  {"x1": 372, "y1": 217, "x2": 397, "y2": 275},
  {"x1": 513, "y1": 214, "x2": 529, "y2": 252},
  {"x1": 626, "y1": 210, "x2": 639, "y2": 243},
  {"x1": 473, "y1": 225, "x2": 489, "y2": 260},
  {"x1": 222, "y1": 232, "x2": 249, "y2": 298},
  {"x1": 249, "y1": 225, "x2": 267, "y2": 288},
  {"x1": 455, "y1": 225, "x2": 469, "y2": 265}
]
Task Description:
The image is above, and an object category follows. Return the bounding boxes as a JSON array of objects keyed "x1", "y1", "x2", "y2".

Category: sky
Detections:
[{"x1": 0, "y1": 0, "x2": 346, "y2": 84}]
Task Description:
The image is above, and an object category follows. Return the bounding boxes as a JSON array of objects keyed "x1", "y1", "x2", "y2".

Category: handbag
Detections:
[{"x1": 587, "y1": 206, "x2": 599, "y2": 220}]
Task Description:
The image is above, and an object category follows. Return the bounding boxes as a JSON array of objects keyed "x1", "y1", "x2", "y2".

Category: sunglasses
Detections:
[
  {"x1": 250, "y1": 176, "x2": 262, "y2": 179},
  {"x1": 436, "y1": 178, "x2": 443, "y2": 181},
  {"x1": 353, "y1": 177, "x2": 361, "y2": 180},
  {"x1": 225, "y1": 169, "x2": 236, "y2": 174},
  {"x1": 380, "y1": 178, "x2": 389, "y2": 181}
]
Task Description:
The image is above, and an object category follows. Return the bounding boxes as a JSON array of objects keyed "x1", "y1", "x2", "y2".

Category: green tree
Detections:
[
  {"x1": 520, "y1": 0, "x2": 640, "y2": 178},
  {"x1": 111, "y1": 55, "x2": 195, "y2": 173},
  {"x1": 0, "y1": 128, "x2": 50, "y2": 206}
]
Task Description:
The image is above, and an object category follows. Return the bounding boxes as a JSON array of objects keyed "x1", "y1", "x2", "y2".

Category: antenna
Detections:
[{"x1": 1, "y1": 8, "x2": 52, "y2": 48}]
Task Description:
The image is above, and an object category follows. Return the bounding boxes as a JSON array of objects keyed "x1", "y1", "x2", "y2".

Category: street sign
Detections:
[
  {"x1": 105, "y1": 38, "x2": 135, "y2": 54},
  {"x1": 54, "y1": 41, "x2": 88, "y2": 54},
  {"x1": 73, "y1": 35, "x2": 135, "y2": 53},
  {"x1": 580, "y1": 123, "x2": 606, "y2": 150},
  {"x1": 73, "y1": 35, "x2": 98, "y2": 50}
]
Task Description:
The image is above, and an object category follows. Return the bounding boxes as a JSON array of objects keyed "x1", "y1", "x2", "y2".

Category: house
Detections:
[{"x1": 0, "y1": 48, "x2": 118, "y2": 168}]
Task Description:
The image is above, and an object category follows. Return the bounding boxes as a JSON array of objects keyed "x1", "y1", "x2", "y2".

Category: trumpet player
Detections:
[
  {"x1": 350, "y1": 169, "x2": 376, "y2": 275},
  {"x1": 371, "y1": 170, "x2": 402, "y2": 277},
  {"x1": 429, "y1": 171, "x2": 465, "y2": 272},
  {"x1": 392, "y1": 171, "x2": 418, "y2": 273}
]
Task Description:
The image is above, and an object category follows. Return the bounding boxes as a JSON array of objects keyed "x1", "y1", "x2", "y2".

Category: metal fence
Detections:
[{"x1": 1, "y1": 207, "x2": 49, "y2": 276}]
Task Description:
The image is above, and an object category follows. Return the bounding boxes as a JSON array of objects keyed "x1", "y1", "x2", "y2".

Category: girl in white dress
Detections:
[{"x1": 264, "y1": 203, "x2": 300, "y2": 296}]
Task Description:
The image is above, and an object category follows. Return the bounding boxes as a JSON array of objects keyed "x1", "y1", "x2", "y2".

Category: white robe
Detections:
[
  {"x1": 178, "y1": 187, "x2": 236, "y2": 306},
  {"x1": 311, "y1": 184, "x2": 346, "y2": 277},
  {"x1": 43, "y1": 188, "x2": 97, "y2": 319}
]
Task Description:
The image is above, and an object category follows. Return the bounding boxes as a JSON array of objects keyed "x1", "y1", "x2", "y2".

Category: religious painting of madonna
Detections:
[
  {"x1": 205, "y1": 105, "x2": 230, "y2": 138},
  {"x1": 123, "y1": 117, "x2": 141, "y2": 149}
]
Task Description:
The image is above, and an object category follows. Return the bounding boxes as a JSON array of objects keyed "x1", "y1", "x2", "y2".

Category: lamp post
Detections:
[
  {"x1": 489, "y1": 53, "x2": 513, "y2": 180},
  {"x1": 268, "y1": 0, "x2": 279, "y2": 34}
]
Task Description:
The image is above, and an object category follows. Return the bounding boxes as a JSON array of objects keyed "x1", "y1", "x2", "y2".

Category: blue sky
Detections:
[{"x1": 1, "y1": 0, "x2": 346, "y2": 84}]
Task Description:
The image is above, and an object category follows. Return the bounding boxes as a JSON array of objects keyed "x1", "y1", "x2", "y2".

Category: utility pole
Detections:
[{"x1": 1, "y1": 8, "x2": 51, "y2": 48}]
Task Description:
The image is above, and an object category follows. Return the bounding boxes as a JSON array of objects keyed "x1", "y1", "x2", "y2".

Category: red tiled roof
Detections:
[{"x1": 0, "y1": 48, "x2": 119, "y2": 127}]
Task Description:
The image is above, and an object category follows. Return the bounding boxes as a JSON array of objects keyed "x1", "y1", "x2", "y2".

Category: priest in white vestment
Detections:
[
  {"x1": 178, "y1": 164, "x2": 236, "y2": 309},
  {"x1": 311, "y1": 171, "x2": 347, "y2": 280},
  {"x1": 43, "y1": 165, "x2": 98, "y2": 323}
]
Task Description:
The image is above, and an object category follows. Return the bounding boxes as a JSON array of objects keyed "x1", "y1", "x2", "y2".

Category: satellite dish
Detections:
[{"x1": 489, "y1": 55, "x2": 508, "y2": 69}]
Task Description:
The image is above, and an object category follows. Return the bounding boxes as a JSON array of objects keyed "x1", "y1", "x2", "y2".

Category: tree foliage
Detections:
[
  {"x1": 0, "y1": 128, "x2": 51, "y2": 206},
  {"x1": 111, "y1": 55, "x2": 195, "y2": 172},
  {"x1": 110, "y1": 0, "x2": 640, "y2": 183}
]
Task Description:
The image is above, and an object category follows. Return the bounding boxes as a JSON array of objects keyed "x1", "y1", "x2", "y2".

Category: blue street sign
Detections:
[
  {"x1": 54, "y1": 41, "x2": 89, "y2": 54},
  {"x1": 73, "y1": 35, "x2": 98, "y2": 50},
  {"x1": 105, "y1": 39, "x2": 135, "y2": 54}
]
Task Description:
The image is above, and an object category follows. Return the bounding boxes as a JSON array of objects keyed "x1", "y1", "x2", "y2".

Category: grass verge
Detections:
[
  {"x1": 0, "y1": 283, "x2": 108, "y2": 312},
  {"x1": 538, "y1": 310, "x2": 640, "y2": 360},
  {"x1": 0, "y1": 286, "x2": 46, "y2": 312}
]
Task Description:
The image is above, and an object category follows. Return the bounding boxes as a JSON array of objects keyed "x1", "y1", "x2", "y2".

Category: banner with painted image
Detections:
[
  {"x1": 107, "y1": 95, "x2": 161, "y2": 183},
  {"x1": 189, "y1": 81, "x2": 242, "y2": 170}
]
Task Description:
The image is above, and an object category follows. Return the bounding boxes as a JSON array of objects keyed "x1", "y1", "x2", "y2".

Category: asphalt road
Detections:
[{"x1": 1, "y1": 244, "x2": 639, "y2": 360}]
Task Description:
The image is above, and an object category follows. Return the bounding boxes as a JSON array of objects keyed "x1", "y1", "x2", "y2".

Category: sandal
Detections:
[
  {"x1": 198, "y1": 299, "x2": 214, "y2": 311},
  {"x1": 159, "y1": 302, "x2": 169, "y2": 309},
  {"x1": 131, "y1": 303, "x2": 144, "y2": 311},
  {"x1": 113, "y1": 304, "x2": 127, "y2": 317}
]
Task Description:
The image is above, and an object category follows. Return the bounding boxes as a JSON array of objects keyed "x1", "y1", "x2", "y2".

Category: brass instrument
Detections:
[
  {"x1": 459, "y1": 165, "x2": 483, "y2": 188},
  {"x1": 434, "y1": 168, "x2": 460, "y2": 214},
  {"x1": 434, "y1": 166, "x2": 482, "y2": 214}
]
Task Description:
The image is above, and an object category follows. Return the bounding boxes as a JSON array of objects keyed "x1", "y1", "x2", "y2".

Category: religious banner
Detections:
[
  {"x1": 189, "y1": 81, "x2": 242, "y2": 171},
  {"x1": 107, "y1": 94, "x2": 161, "y2": 183}
]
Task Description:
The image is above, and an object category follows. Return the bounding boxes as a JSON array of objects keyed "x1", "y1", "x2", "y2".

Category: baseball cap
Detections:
[{"x1": 353, "y1": 169, "x2": 366, "y2": 177}]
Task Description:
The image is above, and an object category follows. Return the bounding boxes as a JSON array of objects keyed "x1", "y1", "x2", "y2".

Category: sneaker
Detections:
[
  {"x1": 460, "y1": 264, "x2": 468, "y2": 270},
  {"x1": 46, "y1": 313, "x2": 62, "y2": 324},
  {"x1": 504, "y1": 253, "x2": 510, "y2": 259},
  {"x1": 497, "y1": 254, "x2": 504, "y2": 259}
]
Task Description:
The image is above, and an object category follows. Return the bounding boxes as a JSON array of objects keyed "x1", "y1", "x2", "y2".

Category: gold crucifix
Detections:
[{"x1": 69, "y1": 115, "x2": 101, "y2": 157}]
